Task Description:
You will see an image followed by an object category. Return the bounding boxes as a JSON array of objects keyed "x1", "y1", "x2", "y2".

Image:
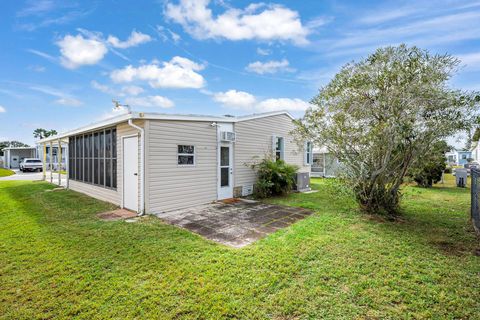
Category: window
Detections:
[
  {"x1": 274, "y1": 136, "x2": 284, "y2": 161},
  {"x1": 305, "y1": 141, "x2": 313, "y2": 165},
  {"x1": 178, "y1": 145, "x2": 195, "y2": 165},
  {"x1": 68, "y1": 127, "x2": 117, "y2": 189}
]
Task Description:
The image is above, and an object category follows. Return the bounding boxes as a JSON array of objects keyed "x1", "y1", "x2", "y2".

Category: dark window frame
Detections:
[{"x1": 68, "y1": 127, "x2": 117, "y2": 190}]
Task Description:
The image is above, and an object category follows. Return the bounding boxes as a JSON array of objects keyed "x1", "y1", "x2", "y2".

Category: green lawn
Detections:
[
  {"x1": 0, "y1": 175, "x2": 479, "y2": 319},
  {"x1": 0, "y1": 168, "x2": 15, "y2": 177}
]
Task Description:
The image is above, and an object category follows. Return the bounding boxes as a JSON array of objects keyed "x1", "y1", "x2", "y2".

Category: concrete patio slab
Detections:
[{"x1": 155, "y1": 200, "x2": 314, "y2": 247}]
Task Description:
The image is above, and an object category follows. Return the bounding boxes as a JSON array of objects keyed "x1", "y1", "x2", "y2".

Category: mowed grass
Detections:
[
  {"x1": 0, "y1": 168, "x2": 15, "y2": 177},
  {"x1": 0, "y1": 175, "x2": 479, "y2": 319}
]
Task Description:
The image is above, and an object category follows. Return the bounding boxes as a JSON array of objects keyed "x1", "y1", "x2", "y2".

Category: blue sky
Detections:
[{"x1": 1, "y1": 0, "x2": 480, "y2": 146}]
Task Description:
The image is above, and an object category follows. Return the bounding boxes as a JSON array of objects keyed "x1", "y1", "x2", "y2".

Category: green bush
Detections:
[
  {"x1": 408, "y1": 140, "x2": 449, "y2": 187},
  {"x1": 252, "y1": 159, "x2": 298, "y2": 198}
]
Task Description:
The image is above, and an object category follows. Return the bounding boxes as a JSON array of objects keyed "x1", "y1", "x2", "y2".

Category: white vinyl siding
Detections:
[
  {"x1": 234, "y1": 114, "x2": 309, "y2": 188},
  {"x1": 69, "y1": 179, "x2": 120, "y2": 205},
  {"x1": 146, "y1": 120, "x2": 217, "y2": 213}
]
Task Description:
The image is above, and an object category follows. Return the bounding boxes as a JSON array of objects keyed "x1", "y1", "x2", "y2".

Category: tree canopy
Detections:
[
  {"x1": 296, "y1": 44, "x2": 480, "y2": 215},
  {"x1": 33, "y1": 128, "x2": 58, "y2": 140}
]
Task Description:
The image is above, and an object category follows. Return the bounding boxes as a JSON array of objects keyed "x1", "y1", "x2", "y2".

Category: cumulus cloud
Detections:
[
  {"x1": 125, "y1": 95, "x2": 174, "y2": 108},
  {"x1": 245, "y1": 59, "x2": 294, "y2": 74},
  {"x1": 213, "y1": 90, "x2": 256, "y2": 109},
  {"x1": 57, "y1": 34, "x2": 108, "y2": 69},
  {"x1": 107, "y1": 30, "x2": 152, "y2": 49},
  {"x1": 213, "y1": 89, "x2": 311, "y2": 112},
  {"x1": 256, "y1": 47, "x2": 271, "y2": 56},
  {"x1": 165, "y1": 0, "x2": 309, "y2": 45},
  {"x1": 0, "y1": 105, "x2": 6, "y2": 113},
  {"x1": 91, "y1": 81, "x2": 145, "y2": 97},
  {"x1": 256, "y1": 98, "x2": 311, "y2": 112},
  {"x1": 110, "y1": 56, "x2": 206, "y2": 89},
  {"x1": 55, "y1": 97, "x2": 83, "y2": 106}
]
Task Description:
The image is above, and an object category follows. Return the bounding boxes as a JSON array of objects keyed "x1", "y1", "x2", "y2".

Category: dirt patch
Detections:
[{"x1": 98, "y1": 209, "x2": 137, "y2": 221}]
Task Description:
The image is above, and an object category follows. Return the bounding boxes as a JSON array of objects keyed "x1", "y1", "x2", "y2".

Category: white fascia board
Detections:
[
  {"x1": 234, "y1": 110, "x2": 295, "y2": 122},
  {"x1": 37, "y1": 113, "x2": 134, "y2": 143}
]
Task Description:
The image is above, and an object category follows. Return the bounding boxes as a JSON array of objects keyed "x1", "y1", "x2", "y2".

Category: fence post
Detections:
[{"x1": 472, "y1": 168, "x2": 480, "y2": 235}]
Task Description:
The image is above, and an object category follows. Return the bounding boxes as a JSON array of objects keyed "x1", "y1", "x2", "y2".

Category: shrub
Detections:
[
  {"x1": 408, "y1": 140, "x2": 450, "y2": 187},
  {"x1": 252, "y1": 159, "x2": 298, "y2": 198}
]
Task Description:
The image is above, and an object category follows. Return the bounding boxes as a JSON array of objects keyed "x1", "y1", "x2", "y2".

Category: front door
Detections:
[
  {"x1": 11, "y1": 156, "x2": 19, "y2": 169},
  {"x1": 123, "y1": 136, "x2": 139, "y2": 212},
  {"x1": 218, "y1": 143, "x2": 233, "y2": 199}
]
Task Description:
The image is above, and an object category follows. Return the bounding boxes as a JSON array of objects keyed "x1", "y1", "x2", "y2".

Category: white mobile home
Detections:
[
  {"x1": 38, "y1": 111, "x2": 310, "y2": 214},
  {"x1": 311, "y1": 147, "x2": 339, "y2": 178},
  {"x1": 3, "y1": 147, "x2": 37, "y2": 169}
]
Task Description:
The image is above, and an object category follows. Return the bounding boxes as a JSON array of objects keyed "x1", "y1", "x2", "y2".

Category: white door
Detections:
[
  {"x1": 123, "y1": 136, "x2": 139, "y2": 212},
  {"x1": 218, "y1": 143, "x2": 233, "y2": 199},
  {"x1": 11, "y1": 156, "x2": 19, "y2": 169}
]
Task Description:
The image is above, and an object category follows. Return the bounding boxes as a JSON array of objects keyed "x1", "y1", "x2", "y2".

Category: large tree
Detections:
[
  {"x1": 296, "y1": 45, "x2": 479, "y2": 215},
  {"x1": 33, "y1": 128, "x2": 57, "y2": 140}
]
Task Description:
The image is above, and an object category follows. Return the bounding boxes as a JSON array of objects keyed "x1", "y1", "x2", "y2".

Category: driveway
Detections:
[
  {"x1": 0, "y1": 170, "x2": 66, "y2": 186},
  {"x1": 0, "y1": 169, "x2": 43, "y2": 181},
  {"x1": 155, "y1": 199, "x2": 314, "y2": 248}
]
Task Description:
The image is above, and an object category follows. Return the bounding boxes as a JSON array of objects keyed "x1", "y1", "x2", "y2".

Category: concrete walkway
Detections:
[
  {"x1": 155, "y1": 199, "x2": 314, "y2": 248},
  {"x1": 0, "y1": 170, "x2": 67, "y2": 186}
]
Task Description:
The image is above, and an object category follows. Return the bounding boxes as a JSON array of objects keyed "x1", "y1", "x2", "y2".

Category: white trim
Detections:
[
  {"x1": 177, "y1": 144, "x2": 196, "y2": 167},
  {"x1": 37, "y1": 111, "x2": 295, "y2": 143}
]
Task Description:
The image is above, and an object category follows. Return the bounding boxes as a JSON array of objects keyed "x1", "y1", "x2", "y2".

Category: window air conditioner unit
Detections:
[{"x1": 220, "y1": 131, "x2": 236, "y2": 142}]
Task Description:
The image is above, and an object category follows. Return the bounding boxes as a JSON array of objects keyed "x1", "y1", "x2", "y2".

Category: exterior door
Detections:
[
  {"x1": 11, "y1": 156, "x2": 19, "y2": 169},
  {"x1": 123, "y1": 136, "x2": 139, "y2": 212},
  {"x1": 218, "y1": 143, "x2": 233, "y2": 199}
]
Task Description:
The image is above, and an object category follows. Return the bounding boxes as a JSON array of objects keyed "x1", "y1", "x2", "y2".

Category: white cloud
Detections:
[
  {"x1": 245, "y1": 59, "x2": 295, "y2": 74},
  {"x1": 55, "y1": 97, "x2": 83, "y2": 107},
  {"x1": 110, "y1": 56, "x2": 206, "y2": 89},
  {"x1": 213, "y1": 90, "x2": 256, "y2": 109},
  {"x1": 122, "y1": 85, "x2": 144, "y2": 96},
  {"x1": 165, "y1": 0, "x2": 309, "y2": 45},
  {"x1": 256, "y1": 98, "x2": 311, "y2": 112},
  {"x1": 458, "y1": 52, "x2": 480, "y2": 70},
  {"x1": 28, "y1": 65, "x2": 46, "y2": 72},
  {"x1": 125, "y1": 95, "x2": 174, "y2": 108},
  {"x1": 91, "y1": 81, "x2": 145, "y2": 97},
  {"x1": 107, "y1": 30, "x2": 152, "y2": 49},
  {"x1": 212, "y1": 89, "x2": 311, "y2": 112},
  {"x1": 99, "y1": 105, "x2": 130, "y2": 120},
  {"x1": 0, "y1": 105, "x2": 6, "y2": 113},
  {"x1": 91, "y1": 80, "x2": 114, "y2": 94},
  {"x1": 57, "y1": 34, "x2": 108, "y2": 69},
  {"x1": 256, "y1": 48, "x2": 271, "y2": 56},
  {"x1": 28, "y1": 84, "x2": 83, "y2": 106}
]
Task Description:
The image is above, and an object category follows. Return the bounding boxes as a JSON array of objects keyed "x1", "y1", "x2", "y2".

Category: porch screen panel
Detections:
[{"x1": 69, "y1": 127, "x2": 117, "y2": 189}]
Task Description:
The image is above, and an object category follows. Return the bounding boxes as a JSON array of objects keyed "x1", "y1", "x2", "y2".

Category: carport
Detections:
[
  {"x1": 37, "y1": 139, "x2": 69, "y2": 187},
  {"x1": 3, "y1": 147, "x2": 37, "y2": 169}
]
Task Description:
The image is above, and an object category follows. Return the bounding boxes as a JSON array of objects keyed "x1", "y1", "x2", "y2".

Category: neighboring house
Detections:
[
  {"x1": 2, "y1": 147, "x2": 37, "y2": 169},
  {"x1": 470, "y1": 141, "x2": 480, "y2": 162},
  {"x1": 445, "y1": 150, "x2": 472, "y2": 166},
  {"x1": 311, "y1": 147, "x2": 340, "y2": 178},
  {"x1": 36, "y1": 144, "x2": 67, "y2": 170},
  {"x1": 38, "y1": 111, "x2": 310, "y2": 214}
]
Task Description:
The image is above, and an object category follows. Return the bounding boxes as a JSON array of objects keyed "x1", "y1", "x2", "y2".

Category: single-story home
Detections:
[
  {"x1": 2, "y1": 147, "x2": 38, "y2": 169},
  {"x1": 38, "y1": 111, "x2": 311, "y2": 214},
  {"x1": 445, "y1": 150, "x2": 472, "y2": 166},
  {"x1": 311, "y1": 147, "x2": 339, "y2": 178}
]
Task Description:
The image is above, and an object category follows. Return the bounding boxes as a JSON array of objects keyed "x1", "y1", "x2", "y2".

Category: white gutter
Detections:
[{"x1": 127, "y1": 119, "x2": 145, "y2": 216}]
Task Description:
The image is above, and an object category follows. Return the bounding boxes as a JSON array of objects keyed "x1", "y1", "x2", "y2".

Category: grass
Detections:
[
  {"x1": 0, "y1": 168, "x2": 15, "y2": 177},
  {"x1": 0, "y1": 174, "x2": 479, "y2": 319}
]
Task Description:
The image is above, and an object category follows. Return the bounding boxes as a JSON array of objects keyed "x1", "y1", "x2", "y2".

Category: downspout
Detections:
[{"x1": 127, "y1": 118, "x2": 145, "y2": 216}]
